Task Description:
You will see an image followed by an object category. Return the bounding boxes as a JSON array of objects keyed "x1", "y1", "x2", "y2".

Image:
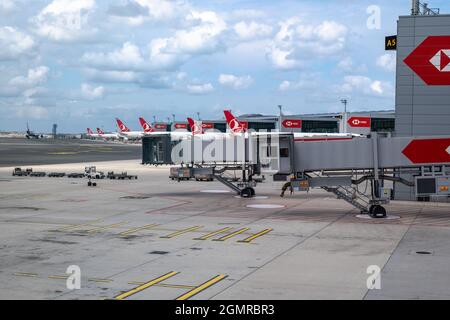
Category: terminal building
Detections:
[{"x1": 161, "y1": 110, "x2": 395, "y2": 136}]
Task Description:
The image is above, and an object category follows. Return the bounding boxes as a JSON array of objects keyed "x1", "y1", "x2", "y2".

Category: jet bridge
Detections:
[{"x1": 142, "y1": 133, "x2": 450, "y2": 217}]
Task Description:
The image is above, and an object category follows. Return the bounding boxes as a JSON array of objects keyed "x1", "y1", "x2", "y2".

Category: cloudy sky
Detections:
[{"x1": 1, "y1": 0, "x2": 449, "y2": 133}]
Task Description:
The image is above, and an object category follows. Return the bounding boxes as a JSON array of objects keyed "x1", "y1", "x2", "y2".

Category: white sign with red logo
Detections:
[
  {"x1": 282, "y1": 119, "x2": 302, "y2": 129},
  {"x1": 347, "y1": 117, "x2": 371, "y2": 128}
]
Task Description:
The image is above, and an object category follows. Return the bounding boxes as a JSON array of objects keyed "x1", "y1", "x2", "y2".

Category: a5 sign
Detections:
[
  {"x1": 347, "y1": 117, "x2": 371, "y2": 128},
  {"x1": 282, "y1": 119, "x2": 302, "y2": 129}
]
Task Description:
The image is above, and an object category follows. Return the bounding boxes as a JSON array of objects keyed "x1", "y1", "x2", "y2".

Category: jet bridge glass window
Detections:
[
  {"x1": 280, "y1": 148, "x2": 289, "y2": 158},
  {"x1": 371, "y1": 118, "x2": 395, "y2": 132},
  {"x1": 301, "y1": 120, "x2": 339, "y2": 133}
]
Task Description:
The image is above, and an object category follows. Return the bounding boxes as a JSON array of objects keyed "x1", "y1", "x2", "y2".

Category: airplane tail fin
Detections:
[
  {"x1": 116, "y1": 118, "x2": 130, "y2": 133},
  {"x1": 87, "y1": 128, "x2": 94, "y2": 135},
  {"x1": 139, "y1": 117, "x2": 154, "y2": 133},
  {"x1": 223, "y1": 110, "x2": 245, "y2": 133},
  {"x1": 187, "y1": 117, "x2": 203, "y2": 135},
  {"x1": 96, "y1": 128, "x2": 104, "y2": 135}
]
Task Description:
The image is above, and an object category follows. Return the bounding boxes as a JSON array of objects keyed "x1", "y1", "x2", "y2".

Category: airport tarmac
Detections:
[
  {"x1": 0, "y1": 138, "x2": 141, "y2": 167},
  {"x1": 1, "y1": 159, "x2": 450, "y2": 300}
]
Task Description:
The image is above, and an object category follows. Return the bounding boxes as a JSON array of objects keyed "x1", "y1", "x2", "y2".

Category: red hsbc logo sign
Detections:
[
  {"x1": 174, "y1": 123, "x2": 187, "y2": 129},
  {"x1": 404, "y1": 36, "x2": 450, "y2": 85},
  {"x1": 282, "y1": 119, "x2": 302, "y2": 129},
  {"x1": 202, "y1": 123, "x2": 214, "y2": 129},
  {"x1": 154, "y1": 124, "x2": 167, "y2": 130},
  {"x1": 347, "y1": 117, "x2": 371, "y2": 128}
]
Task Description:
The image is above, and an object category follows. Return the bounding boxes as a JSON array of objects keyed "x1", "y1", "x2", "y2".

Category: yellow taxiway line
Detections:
[
  {"x1": 176, "y1": 275, "x2": 227, "y2": 301},
  {"x1": 213, "y1": 228, "x2": 250, "y2": 242},
  {"x1": 160, "y1": 226, "x2": 203, "y2": 239},
  {"x1": 57, "y1": 219, "x2": 103, "y2": 232},
  {"x1": 193, "y1": 227, "x2": 233, "y2": 241},
  {"x1": 115, "y1": 271, "x2": 179, "y2": 300},
  {"x1": 238, "y1": 228, "x2": 273, "y2": 243},
  {"x1": 87, "y1": 221, "x2": 128, "y2": 234},
  {"x1": 119, "y1": 224, "x2": 159, "y2": 236}
]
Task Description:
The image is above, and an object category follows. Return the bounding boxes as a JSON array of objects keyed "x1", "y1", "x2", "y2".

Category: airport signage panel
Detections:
[
  {"x1": 174, "y1": 123, "x2": 188, "y2": 130},
  {"x1": 402, "y1": 138, "x2": 450, "y2": 164},
  {"x1": 202, "y1": 123, "x2": 214, "y2": 129},
  {"x1": 282, "y1": 119, "x2": 302, "y2": 129},
  {"x1": 154, "y1": 124, "x2": 167, "y2": 130},
  {"x1": 347, "y1": 117, "x2": 371, "y2": 128},
  {"x1": 385, "y1": 35, "x2": 397, "y2": 50},
  {"x1": 404, "y1": 36, "x2": 450, "y2": 85}
]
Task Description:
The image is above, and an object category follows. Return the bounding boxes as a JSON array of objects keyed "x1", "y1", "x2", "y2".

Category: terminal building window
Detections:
[
  {"x1": 214, "y1": 123, "x2": 227, "y2": 133},
  {"x1": 302, "y1": 120, "x2": 339, "y2": 133},
  {"x1": 248, "y1": 122, "x2": 276, "y2": 132},
  {"x1": 371, "y1": 118, "x2": 395, "y2": 132}
]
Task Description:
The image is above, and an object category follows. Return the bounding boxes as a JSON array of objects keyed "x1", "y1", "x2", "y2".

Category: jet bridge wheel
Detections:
[
  {"x1": 240, "y1": 187, "x2": 255, "y2": 198},
  {"x1": 369, "y1": 205, "x2": 387, "y2": 219}
]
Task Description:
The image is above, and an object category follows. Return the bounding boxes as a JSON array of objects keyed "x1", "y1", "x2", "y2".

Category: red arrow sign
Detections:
[
  {"x1": 402, "y1": 138, "x2": 450, "y2": 164},
  {"x1": 282, "y1": 119, "x2": 302, "y2": 128},
  {"x1": 347, "y1": 117, "x2": 371, "y2": 128},
  {"x1": 404, "y1": 36, "x2": 450, "y2": 85}
]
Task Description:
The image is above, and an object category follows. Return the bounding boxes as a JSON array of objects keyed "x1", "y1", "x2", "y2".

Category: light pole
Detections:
[
  {"x1": 278, "y1": 105, "x2": 283, "y2": 132},
  {"x1": 340, "y1": 99, "x2": 348, "y2": 133},
  {"x1": 197, "y1": 112, "x2": 201, "y2": 121}
]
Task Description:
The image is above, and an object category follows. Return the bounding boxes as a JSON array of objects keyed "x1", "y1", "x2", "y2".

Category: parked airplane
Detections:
[
  {"x1": 116, "y1": 118, "x2": 145, "y2": 139},
  {"x1": 187, "y1": 117, "x2": 204, "y2": 135},
  {"x1": 86, "y1": 128, "x2": 101, "y2": 139},
  {"x1": 97, "y1": 128, "x2": 120, "y2": 140},
  {"x1": 223, "y1": 110, "x2": 363, "y2": 141}
]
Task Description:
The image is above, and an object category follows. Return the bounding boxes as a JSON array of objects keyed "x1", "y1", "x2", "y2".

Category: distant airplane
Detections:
[
  {"x1": 96, "y1": 128, "x2": 120, "y2": 140},
  {"x1": 86, "y1": 128, "x2": 101, "y2": 138},
  {"x1": 26, "y1": 123, "x2": 43, "y2": 139}
]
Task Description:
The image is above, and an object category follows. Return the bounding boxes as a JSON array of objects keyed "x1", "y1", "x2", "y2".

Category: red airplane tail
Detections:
[
  {"x1": 187, "y1": 117, "x2": 203, "y2": 135},
  {"x1": 139, "y1": 117, "x2": 154, "y2": 133},
  {"x1": 224, "y1": 110, "x2": 246, "y2": 134},
  {"x1": 116, "y1": 118, "x2": 130, "y2": 133},
  {"x1": 97, "y1": 128, "x2": 105, "y2": 135},
  {"x1": 87, "y1": 128, "x2": 94, "y2": 135}
]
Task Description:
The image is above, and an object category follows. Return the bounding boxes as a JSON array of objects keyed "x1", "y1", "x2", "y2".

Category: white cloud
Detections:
[
  {"x1": 33, "y1": 0, "x2": 96, "y2": 42},
  {"x1": 9, "y1": 66, "x2": 50, "y2": 88},
  {"x1": 0, "y1": 27, "x2": 37, "y2": 61},
  {"x1": 218, "y1": 74, "x2": 253, "y2": 90},
  {"x1": 81, "y1": 83, "x2": 105, "y2": 100},
  {"x1": 268, "y1": 18, "x2": 348, "y2": 70},
  {"x1": 278, "y1": 73, "x2": 320, "y2": 91},
  {"x1": 84, "y1": 10, "x2": 226, "y2": 75},
  {"x1": 187, "y1": 83, "x2": 214, "y2": 94},
  {"x1": 234, "y1": 21, "x2": 273, "y2": 40},
  {"x1": 15, "y1": 105, "x2": 49, "y2": 119},
  {"x1": 83, "y1": 42, "x2": 146, "y2": 71},
  {"x1": 149, "y1": 10, "x2": 226, "y2": 67},
  {"x1": 279, "y1": 80, "x2": 291, "y2": 91},
  {"x1": 0, "y1": 0, "x2": 16, "y2": 12},
  {"x1": 108, "y1": 0, "x2": 184, "y2": 26},
  {"x1": 337, "y1": 75, "x2": 393, "y2": 97},
  {"x1": 337, "y1": 57, "x2": 368, "y2": 73},
  {"x1": 377, "y1": 53, "x2": 396, "y2": 72}
]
